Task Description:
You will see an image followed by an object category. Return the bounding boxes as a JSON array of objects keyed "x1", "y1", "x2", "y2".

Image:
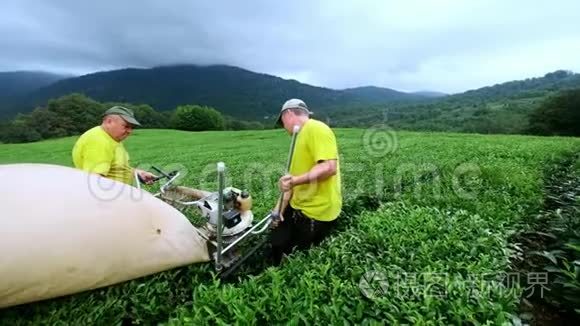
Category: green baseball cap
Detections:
[{"x1": 103, "y1": 106, "x2": 141, "y2": 126}]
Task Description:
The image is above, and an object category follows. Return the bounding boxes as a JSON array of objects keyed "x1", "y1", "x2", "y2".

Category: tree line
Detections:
[
  {"x1": 0, "y1": 93, "x2": 268, "y2": 143},
  {"x1": 329, "y1": 87, "x2": 580, "y2": 137},
  {"x1": 1, "y1": 87, "x2": 578, "y2": 144},
  {"x1": 527, "y1": 88, "x2": 580, "y2": 136}
]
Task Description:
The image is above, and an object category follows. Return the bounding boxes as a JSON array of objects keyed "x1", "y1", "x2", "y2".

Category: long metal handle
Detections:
[
  {"x1": 160, "y1": 173, "x2": 181, "y2": 193},
  {"x1": 216, "y1": 162, "x2": 225, "y2": 271},
  {"x1": 151, "y1": 165, "x2": 172, "y2": 179},
  {"x1": 285, "y1": 125, "x2": 301, "y2": 172},
  {"x1": 273, "y1": 125, "x2": 301, "y2": 218},
  {"x1": 134, "y1": 170, "x2": 142, "y2": 190}
]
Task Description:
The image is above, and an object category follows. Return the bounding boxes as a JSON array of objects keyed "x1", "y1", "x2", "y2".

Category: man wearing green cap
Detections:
[
  {"x1": 269, "y1": 98, "x2": 342, "y2": 265},
  {"x1": 72, "y1": 106, "x2": 157, "y2": 185}
]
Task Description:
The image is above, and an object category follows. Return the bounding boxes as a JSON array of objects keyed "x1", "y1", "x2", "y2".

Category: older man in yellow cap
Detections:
[
  {"x1": 270, "y1": 98, "x2": 343, "y2": 265},
  {"x1": 72, "y1": 106, "x2": 157, "y2": 185}
]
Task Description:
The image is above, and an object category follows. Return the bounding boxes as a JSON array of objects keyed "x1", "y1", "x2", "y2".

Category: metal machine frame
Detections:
[
  {"x1": 135, "y1": 164, "x2": 273, "y2": 277},
  {"x1": 134, "y1": 125, "x2": 300, "y2": 277}
]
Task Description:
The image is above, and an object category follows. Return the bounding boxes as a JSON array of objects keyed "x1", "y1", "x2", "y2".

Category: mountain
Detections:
[
  {"x1": 342, "y1": 86, "x2": 425, "y2": 102},
  {"x1": 411, "y1": 91, "x2": 448, "y2": 98},
  {"x1": 329, "y1": 69, "x2": 580, "y2": 134},
  {"x1": 0, "y1": 71, "x2": 71, "y2": 119},
  {"x1": 3, "y1": 65, "x2": 577, "y2": 133},
  {"x1": 0, "y1": 64, "x2": 435, "y2": 120},
  {"x1": 0, "y1": 71, "x2": 69, "y2": 98},
  {"x1": 448, "y1": 70, "x2": 580, "y2": 103}
]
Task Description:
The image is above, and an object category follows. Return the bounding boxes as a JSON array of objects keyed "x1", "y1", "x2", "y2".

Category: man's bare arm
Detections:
[
  {"x1": 279, "y1": 159, "x2": 337, "y2": 192},
  {"x1": 293, "y1": 159, "x2": 337, "y2": 186}
]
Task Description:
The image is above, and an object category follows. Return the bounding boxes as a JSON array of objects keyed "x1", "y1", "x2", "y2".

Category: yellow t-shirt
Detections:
[
  {"x1": 289, "y1": 119, "x2": 342, "y2": 221},
  {"x1": 72, "y1": 126, "x2": 133, "y2": 185}
]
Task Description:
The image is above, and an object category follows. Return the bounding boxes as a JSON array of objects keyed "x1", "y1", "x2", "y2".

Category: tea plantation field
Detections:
[{"x1": 1, "y1": 127, "x2": 579, "y2": 325}]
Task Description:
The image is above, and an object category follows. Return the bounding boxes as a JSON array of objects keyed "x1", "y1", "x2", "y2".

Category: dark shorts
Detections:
[{"x1": 269, "y1": 204, "x2": 337, "y2": 265}]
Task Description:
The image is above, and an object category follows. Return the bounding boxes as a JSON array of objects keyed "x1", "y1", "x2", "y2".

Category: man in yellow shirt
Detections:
[
  {"x1": 72, "y1": 106, "x2": 157, "y2": 185},
  {"x1": 270, "y1": 98, "x2": 342, "y2": 265}
]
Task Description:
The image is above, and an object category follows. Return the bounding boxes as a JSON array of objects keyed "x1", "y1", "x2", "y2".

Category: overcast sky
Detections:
[{"x1": 1, "y1": 0, "x2": 579, "y2": 94}]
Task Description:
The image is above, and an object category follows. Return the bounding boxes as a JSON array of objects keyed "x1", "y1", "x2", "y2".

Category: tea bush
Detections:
[{"x1": 0, "y1": 128, "x2": 579, "y2": 324}]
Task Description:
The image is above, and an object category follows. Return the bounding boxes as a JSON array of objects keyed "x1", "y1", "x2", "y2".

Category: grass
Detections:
[{"x1": 1, "y1": 127, "x2": 579, "y2": 324}]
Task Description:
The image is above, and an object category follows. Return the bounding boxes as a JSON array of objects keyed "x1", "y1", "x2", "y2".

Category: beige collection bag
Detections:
[{"x1": 0, "y1": 163, "x2": 210, "y2": 309}]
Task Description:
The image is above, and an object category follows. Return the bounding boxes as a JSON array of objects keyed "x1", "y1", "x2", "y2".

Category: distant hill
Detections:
[
  {"x1": 342, "y1": 86, "x2": 426, "y2": 102},
  {"x1": 411, "y1": 91, "x2": 447, "y2": 98},
  {"x1": 449, "y1": 70, "x2": 580, "y2": 103},
  {"x1": 0, "y1": 71, "x2": 69, "y2": 98},
  {"x1": 3, "y1": 65, "x2": 578, "y2": 135},
  {"x1": 329, "y1": 70, "x2": 580, "y2": 134},
  {"x1": 0, "y1": 71, "x2": 71, "y2": 118},
  {"x1": 0, "y1": 65, "x2": 435, "y2": 121}
]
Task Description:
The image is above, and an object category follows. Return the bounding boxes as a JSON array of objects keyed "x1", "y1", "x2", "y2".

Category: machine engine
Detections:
[{"x1": 195, "y1": 187, "x2": 253, "y2": 237}]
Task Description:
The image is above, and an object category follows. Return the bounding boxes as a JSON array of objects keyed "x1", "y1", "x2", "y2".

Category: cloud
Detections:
[{"x1": 1, "y1": 0, "x2": 579, "y2": 93}]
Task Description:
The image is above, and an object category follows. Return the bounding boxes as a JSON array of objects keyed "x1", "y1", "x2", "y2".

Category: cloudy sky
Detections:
[{"x1": 1, "y1": 0, "x2": 579, "y2": 94}]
